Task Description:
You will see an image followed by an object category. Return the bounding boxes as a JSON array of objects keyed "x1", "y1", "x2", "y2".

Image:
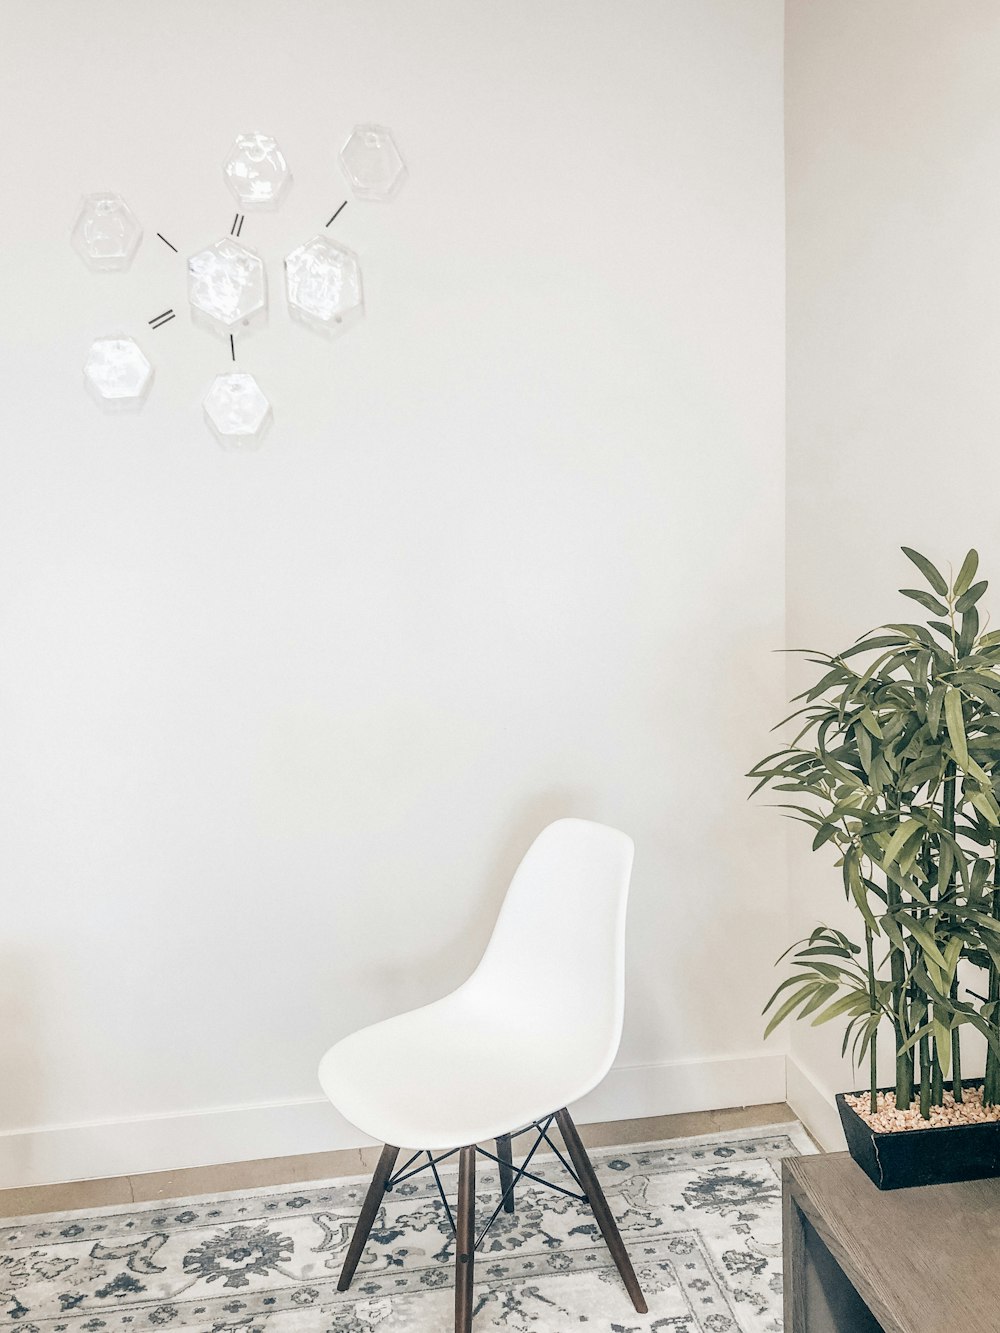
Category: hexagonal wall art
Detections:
[
  {"x1": 203, "y1": 372, "x2": 272, "y2": 449},
  {"x1": 284, "y1": 236, "x2": 363, "y2": 337},
  {"x1": 83, "y1": 337, "x2": 153, "y2": 410},
  {"x1": 339, "y1": 125, "x2": 406, "y2": 202},
  {"x1": 72, "y1": 194, "x2": 142, "y2": 271},
  {"x1": 188, "y1": 238, "x2": 267, "y2": 336},
  {"x1": 223, "y1": 132, "x2": 292, "y2": 209}
]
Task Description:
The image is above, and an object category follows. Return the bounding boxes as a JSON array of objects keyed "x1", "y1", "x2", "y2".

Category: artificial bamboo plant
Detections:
[{"x1": 750, "y1": 548, "x2": 1000, "y2": 1117}]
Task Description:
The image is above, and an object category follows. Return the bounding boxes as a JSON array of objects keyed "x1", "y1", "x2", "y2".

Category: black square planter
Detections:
[{"x1": 837, "y1": 1080, "x2": 1000, "y2": 1189}]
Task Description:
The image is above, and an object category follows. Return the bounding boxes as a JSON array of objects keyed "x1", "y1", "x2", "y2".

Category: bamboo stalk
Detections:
[
  {"x1": 919, "y1": 1026, "x2": 931, "y2": 1120},
  {"x1": 941, "y1": 760, "x2": 962, "y2": 1103},
  {"x1": 951, "y1": 982, "x2": 963, "y2": 1104},
  {"x1": 865, "y1": 927, "x2": 878, "y2": 1114},
  {"x1": 931, "y1": 1031, "x2": 943, "y2": 1107},
  {"x1": 895, "y1": 1025, "x2": 914, "y2": 1109},
  {"x1": 985, "y1": 848, "x2": 1000, "y2": 1106},
  {"x1": 887, "y1": 879, "x2": 913, "y2": 1108},
  {"x1": 918, "y1": 841, "x2": 935, "y2": 1119}
]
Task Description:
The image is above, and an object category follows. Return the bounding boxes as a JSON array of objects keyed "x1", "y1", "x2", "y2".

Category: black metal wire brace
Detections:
[{"x1": 379, "y1": 1114, "x2": 590, "y2": 1251}]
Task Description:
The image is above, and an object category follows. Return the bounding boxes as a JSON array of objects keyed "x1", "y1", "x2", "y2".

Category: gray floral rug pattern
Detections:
[{"x1": 0, "y1": 1124, "x2": 812, "y2": 1333}]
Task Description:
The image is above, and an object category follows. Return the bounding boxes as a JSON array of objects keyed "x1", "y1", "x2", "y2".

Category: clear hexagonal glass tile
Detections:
[
  {"x1": 223, "y1": 132, "x2": 292, "y2": 209},
  {"x1": 285, "y1": 236, "x2": 363, "y2": 337},
  {"x1": 72, "y1": 194, "x2": 142, "y2": 271},
  {"x1": 188, "y1": 238, "x2": 268, "y2": 336},
  {"x1": 339, "y1": 125, "x2": 407, "y2": 201},
  {"x1": 83, "y1": 337, "x2": 153, "y2": 410},
  {"x1": 203, "y1": 372, "x2": 272, "y2": 449}
]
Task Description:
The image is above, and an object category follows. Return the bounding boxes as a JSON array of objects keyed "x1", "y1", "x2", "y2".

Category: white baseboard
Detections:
[
  {"x1": 0, "y1": 1052, "x2": 787, "y2": 1189},
  {"x1": 0, "y1": 1098, "x2": 377, "y2": 1192},
  {"x1": 785, "y1": 1054, "x2": 847, "y2": 1152},
  {"x1": 572, "y1": 1051, "x2": 786, "y2": 1124}
]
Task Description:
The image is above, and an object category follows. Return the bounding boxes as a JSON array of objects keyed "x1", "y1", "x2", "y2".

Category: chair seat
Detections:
[{"x1": 318, "y1": 988, "x2": 601, "y2": 1150}]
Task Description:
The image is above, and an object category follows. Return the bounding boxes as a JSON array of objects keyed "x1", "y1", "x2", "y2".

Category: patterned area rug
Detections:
[{"x1": 0, "y1": 1123, "x2": 812, "y2": 1333}]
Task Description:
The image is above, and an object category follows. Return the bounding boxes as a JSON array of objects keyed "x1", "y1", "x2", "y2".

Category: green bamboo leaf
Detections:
[
  {"x1": 801, "y1": 960, "x2": 863, "y2": 982},
  {"x1": 853, "y1": 648, "x2": 911, "y2": 693},
  {"x1": 966, "y1": 759, "x2": 993, "y2": 789},
  {"x1": 804, "y1": 667, "x2": 851, "y2": 701},
  {"x1": 768, "y1": 970, "x2": 821, "y2": 1007},
  {"x1": 901, "y1": 914, "x2": 950, "y2": 971},
  {"x1": 943, "y1": 936, "x2": 963, "y2": 986},
  {"x1": 838, "y1": 635, "x2": 910, "y2": 660},
  {"x1": 858, "y1": 707, "x2": 883, "y2": 738},
  {"x1": 747, "y1": 748, "x2": 797, "y2": 775},
  {"x1": 885, "y1": 624, "x2": 950, "y2": 662},
  {"x1": 811, "y1": 823, "x2": 838, "y2": 851},
  {"x1": 959, "y1": 606, "x2": 980, "y2": 658},
  {"x1": 942, "y1": 906, "x2": 1000, "y2": 936},
  {"x1": 763, "y1": 972, "x2": 819, "y2": 1010},
  {"x1": 880, "y1": 912, "x2": 908, "y2": 952},
  {"x1": 927, "y1": 682, "x2": 946, "y2": 737},
  {"x1": 811, "y1": 990, "x2": 870, "y2": 1026},
  {"x1": 900, "y1": 588, "x2": 950, "y2": 616},
  {"x1": 763, "y1": 983, "x2": 818, "y2": 1038},
  {"x1": 882, "y1": 816, "x2": 923, "y2": 866},
  {"x1": 954, "y1": 549, "x2": 980, "y2": 597},
  {"x1": 968, "y1": 789, "x2": 1000, "y2": 825},
  {"x1": 901, "y1": 547, "x2": 949, "y2": 596},
  {"x1": 854, "y1": 1013, "x2": 882, "y2": 1067},
  {"x1": 972, "y1": 858, "x2": 992, "y2": 898},
  {"x1": 958, "y1": 678, "x2": 1000, "y2": 713},
  {"x1": 813, "y1": 926, "x2": 862, "y2": 954},
  {"x1": 845, "y1": 852, "x2": 880, "y2": 935},
  {"x1": 956, "y1": 580, "x2": 988, "y2": 614},
  {"x1": 928, "y1": 619, "x2": 957, "y2": 644},
  {"x1": 799, "y1": 982, "x2": 839, "y2": 1019},
  {"x1": 934, "y1": 1017, "x2": 953, "y2": 1078},
  {"x1": 966, "y1": 666, "x2": 1000, "y2": 687},
  {"x1": 854, "y1": 722, "x2": 873, "y2": 775},
  {"x1": 944, "y1": 686, "x2": 970, "y2": 768},
  {"x1": 937, "y1": 838, "x2": 955, "y2": 895},
  {"x1": 795, "y1": 945, "x2": 856, "y2": 960},
  {"x1": 899, "y1": 1021, "x2": 935, "y2": 1056}
]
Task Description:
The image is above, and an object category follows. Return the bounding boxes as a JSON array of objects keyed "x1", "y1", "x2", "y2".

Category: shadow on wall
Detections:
[
  {"x1": 345, "y1": 791, "x2": 593, "y2": 1023},
  {"x1": 0, "y1": 953, "x2": 43, "y2": 1173}
]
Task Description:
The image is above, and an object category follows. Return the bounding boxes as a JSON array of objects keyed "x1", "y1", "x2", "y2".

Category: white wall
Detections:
[
  {"x1": 785, "y1": 0, "x2": 1000, "y2": 1146},
  {"x1": 0, "y1": 0, "x2": 786, "y2": 1186}
]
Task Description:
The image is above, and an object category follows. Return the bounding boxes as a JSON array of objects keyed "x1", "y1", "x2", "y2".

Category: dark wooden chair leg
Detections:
[
  {"x1": 337, "y1": 1143, "x2": 399, "y2": 1292},
  {"x1": 455, "y1": 1144, "x2": 476, "y2": 1333},
  {"x1": 496, "y1": 1133, "x2": 515, "y2": 1213},
  {"x1": 554, "y1": 1108, "x2": 647, "y2": 1314}
]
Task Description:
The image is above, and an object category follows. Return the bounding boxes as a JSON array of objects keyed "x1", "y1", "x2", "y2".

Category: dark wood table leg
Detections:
[
  {"x1": 554, "y1": 1107, "x2": 647, "y2": 1314},
  {"x1": 337, "y1": 1143, "x2": 399, "y2": 1292},
  {"x1": 783, "y1": 1165, "x2": 885, "y2": 1332},
  {"x1": 783, "y1": 1173, "x2": 807, "y2": 1332},
  {"x1": 496, "y1": 1133, "x2": 515, "y2": 1213},
  {"x1": 455, "y1": 1144, "x2": 476, "y2": 1333}
]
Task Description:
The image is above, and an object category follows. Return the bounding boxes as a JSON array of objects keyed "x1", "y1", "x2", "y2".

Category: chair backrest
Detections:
[{"x1": 464, "y1": 818, "x2": 635, "y2": 1093}]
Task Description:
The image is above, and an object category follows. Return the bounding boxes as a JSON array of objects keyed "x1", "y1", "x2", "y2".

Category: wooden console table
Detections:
[{"x1": 783, "y1": 1153, "x2": 1000, "y2": 1332}]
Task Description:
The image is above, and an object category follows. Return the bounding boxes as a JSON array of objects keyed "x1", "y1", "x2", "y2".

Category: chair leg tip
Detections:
[{"x1": 632, "y1": 1296, "x2": 648, "y2": 1314}]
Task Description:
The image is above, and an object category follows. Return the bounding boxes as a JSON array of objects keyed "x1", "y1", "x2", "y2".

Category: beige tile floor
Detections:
[{"x1": 0, "y1": 1102, "x2": 795, "y2": 1219}]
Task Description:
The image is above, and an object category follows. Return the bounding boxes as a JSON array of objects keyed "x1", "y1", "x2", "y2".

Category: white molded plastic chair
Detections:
[{"x1": 318, "y1": 818, "x2": 646, "y2": 1332}]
